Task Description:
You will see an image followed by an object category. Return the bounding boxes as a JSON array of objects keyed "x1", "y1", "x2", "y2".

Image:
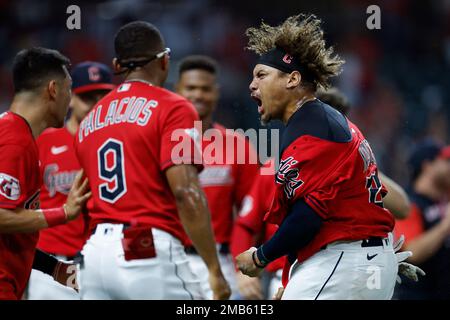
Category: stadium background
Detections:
[{"x1": 0, "y1": 0, "x2": 449, "y2": 186}]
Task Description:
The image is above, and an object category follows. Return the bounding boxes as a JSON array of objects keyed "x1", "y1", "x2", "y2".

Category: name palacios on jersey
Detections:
[{"x1": 78, "y1": 94, "x2": 158, "y2": 142}]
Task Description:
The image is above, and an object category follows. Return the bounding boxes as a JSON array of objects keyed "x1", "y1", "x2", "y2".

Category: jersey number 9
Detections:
[{"x1": 97, "y1": 138, "x2": 127, "y2": 203}]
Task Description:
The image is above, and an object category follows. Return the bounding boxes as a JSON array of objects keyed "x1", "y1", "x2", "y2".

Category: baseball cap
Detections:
[
  {"x1": 408, "y1": 139, "x2": 449, "y2": 180},
  {"x1": 71, "y1": 61, "x2": 115, "y2": 94}
]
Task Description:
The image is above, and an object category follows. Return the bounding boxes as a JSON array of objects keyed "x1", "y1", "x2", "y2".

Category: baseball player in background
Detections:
[
  {"x1": 175, "y1": 55, "x2": 260, "y2": 299},
  {"x1": 231, "y1": 159, "x2": 284, "y2": 300},
  {"x1": 0, "y1": 47, "x2": 91, "y2": 300},
  {"x1": 236, "y1": 14, "x2": 399, "y2": 299},
  {"x1": 26, "y1": 61, "x2": 115, "y2": 300},
  {"x1": 74, "y1": 21, "x2": 230, "y2": 299}
]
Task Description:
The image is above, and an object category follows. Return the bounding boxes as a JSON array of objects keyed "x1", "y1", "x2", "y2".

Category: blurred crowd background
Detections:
[{"x1": 0, "y1": 0, "x2": 449, "y2": 186}]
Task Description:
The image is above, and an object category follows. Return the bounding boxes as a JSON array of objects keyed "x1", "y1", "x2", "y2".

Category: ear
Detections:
[
  {"x1": 161, "y1": 54, "x2": 169, "y2": 71},
  {"x1": 286, "y1": 71, "x2": 301, "y2": 89},
  {"x1": 112, "y1": 58, "x2": 122, "y2": 73},
  {"x1": 47, "y1": 80, "x2": 58, "y2": 101}
]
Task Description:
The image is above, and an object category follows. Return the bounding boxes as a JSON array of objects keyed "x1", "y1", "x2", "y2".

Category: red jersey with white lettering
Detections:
[
  {"x1": 0, "y1": 112, "x2": 40, "y2": 300},
  {"x1": 74, "y1": 81, "x2": 201, "y2": 245},
  {"x1": 231, "y1": 159, "x2": 284, "y2": 272},
  {"x1": 263, "y1": 100, "x2": 395, "y2": 286},
  {"x1": 188, "y1": 123, "x2": 259, "y2": 246},
  {"x1": 36, "y1": 127, "x2": 88, "y2": 257}
]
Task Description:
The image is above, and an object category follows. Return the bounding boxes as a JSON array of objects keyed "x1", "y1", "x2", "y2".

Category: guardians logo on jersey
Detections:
[
  {"x1": 0, "y1": 172, "x2": 21, "y2": 200},
  {"x1": 275, "y1": 156, "x2": 303, "y2": 199},
  {"x1": 44, "y1": 164, "x2": 79, "y2": 197}
]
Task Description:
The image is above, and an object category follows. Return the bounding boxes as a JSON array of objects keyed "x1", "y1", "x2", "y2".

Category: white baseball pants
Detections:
[
  {"x1": 78, "y1": 223, "x2": 205, "y2": 300},
  {"x1": 282, "y1": 233, "x2": 398, "y2": 300}
]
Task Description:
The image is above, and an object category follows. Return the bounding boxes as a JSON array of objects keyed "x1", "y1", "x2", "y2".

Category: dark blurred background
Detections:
[{"x1": 0, "y1": 0, "x2": 449, "y2": 186}]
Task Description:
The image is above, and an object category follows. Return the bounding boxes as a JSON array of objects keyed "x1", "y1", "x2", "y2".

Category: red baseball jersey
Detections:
[
  {"x1": 191, "y1": 123, "x2": 259, "y2": 245},
  {"x1": 36, "y1": 127, "x2": 88, "y2": 257},
  {"x1": 74, "y1": 80, "x2": 201, "y2": 245},
  {"x1": 231, "y1": 159, "x2": 284, "y2": 272},
  {"x1": 264, "y1": 100, "x2": 395, "y2": 285},
  {"x1": 0, "y1": 112, "x2": 40, "y2": 300}
]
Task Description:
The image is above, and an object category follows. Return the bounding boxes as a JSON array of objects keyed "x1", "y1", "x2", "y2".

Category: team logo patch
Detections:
[
  {"x1": 88, "y1": 66, "x2": 101, "y2": 82},
  {"x1": 283, "y1": 54, "x2": 293, "y2": 64},
  {"x1": 0, "y1": 173, "x2": 21, "y2": 200},
  {"x1": 275, "y1": 156, "x2": 303, "y2": 199}
]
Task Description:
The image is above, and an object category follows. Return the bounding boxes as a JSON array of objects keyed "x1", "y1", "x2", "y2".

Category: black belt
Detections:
[
  {"x1": 361, "y1": 237, "x2": 386, "y2": 248},
  {"x1": 321, "y1": 237, "x2": 387, "y2": 250},
  {"x1": 185, "y1": 243, "x2": 230, "y2": 255}
]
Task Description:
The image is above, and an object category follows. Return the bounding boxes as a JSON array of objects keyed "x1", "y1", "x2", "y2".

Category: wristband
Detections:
[
  {"x1": 252, "y1": 250, "x2": 267, "y2": 268},
  {"x1": 42, "y1": 206, "x2": 67, "y2": 227},
  {"x1": 256, "y1": 246, "x2": 271, "y2": 267}
]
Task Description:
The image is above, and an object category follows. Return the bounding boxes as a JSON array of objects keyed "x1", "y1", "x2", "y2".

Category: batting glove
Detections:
[{"x1": 394, "y1": 235, "x2": 426, "y2": 284}]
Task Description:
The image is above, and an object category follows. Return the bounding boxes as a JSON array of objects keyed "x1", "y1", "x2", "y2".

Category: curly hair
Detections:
[{"x1": 246, "y1": 14, "x2": 344, "y2": 89}]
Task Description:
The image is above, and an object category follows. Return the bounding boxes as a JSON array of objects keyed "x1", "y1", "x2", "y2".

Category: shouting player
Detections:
[
  {"x1": 236, "y1": 14, "x2": 398, "y2": 299},
  {"x1": 0, "y1": 47, "x2": 91, "y2": 300},
  {"x1": 27, "y1": 61, "x2": 115, "y2": 299},
  {"x1": 175, "y1": 55, "x2": 260, "y2": 299},
  {"x1": 231, "y1": 87, "x2": 412, "y2": 299},
  {"x1": 75, "y1": 21, "x2": 230, "y2": 299}
]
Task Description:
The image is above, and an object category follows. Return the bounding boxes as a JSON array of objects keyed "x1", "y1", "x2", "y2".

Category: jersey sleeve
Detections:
[
  {"x1": 0, "y1": 144, "x2": 30, "y2": 209},
  {"x1": 160, "y1": 101, "x2": 203, "y2": 172}
]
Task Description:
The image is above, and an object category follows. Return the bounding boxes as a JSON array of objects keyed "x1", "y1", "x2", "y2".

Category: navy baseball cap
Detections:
[
  {"x1": 71, "y1": 61, "x2": 115, "y2": 94},
  {"x1": 408, "y1": 139, "x2": 450, "y2": 179}
]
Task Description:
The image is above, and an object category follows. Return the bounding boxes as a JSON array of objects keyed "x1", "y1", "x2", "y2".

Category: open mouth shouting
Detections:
[{"x1": 251, "y1": 94, "x2": 264, "y2": 115}]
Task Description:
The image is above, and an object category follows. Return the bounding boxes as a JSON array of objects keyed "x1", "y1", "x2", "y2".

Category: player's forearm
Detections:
[
  {"x1": 175, "y1": 186, "x2": 222, "y2": 273},
  {"x1": 379, "y1": 172, "x2": 411, "y2": 219},
  {"x1": 0, "y1": 208, "x2": 48, "y2": 233},
  {"x1": 404, "y1": 222, "x2": 449, "y2": 264},
  {"x1": 256, "y1": 198, "x2": 322, "y2": 265}
]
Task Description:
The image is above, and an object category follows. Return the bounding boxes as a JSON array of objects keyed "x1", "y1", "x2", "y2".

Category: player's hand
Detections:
[
  {"x1": 52, "y1": 261, "x2": 79, "y2": 291},
  {"x1": 236, "y1": 271, "x2": 263, "y2": 300},
  {"x1": 236, "y1": 247, "x2": 264, "y2": 278},
  {"x1": 208, "y1": 269, "x2": 231, "y2": 300},
  {"x1": 394, "y1": 235, "x2": 426, "y2": 284},
  {"x1": 272, "y1": 286, "x2": 284, "y2": 300},
  {"x1": 64, "y1": 170, "x2": 91, "y2": 221}
]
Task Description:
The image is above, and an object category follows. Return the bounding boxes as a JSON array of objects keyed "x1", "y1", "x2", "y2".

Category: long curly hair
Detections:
[{"x1": 246, "y1": 14, "x2": 344, "y2": 89}]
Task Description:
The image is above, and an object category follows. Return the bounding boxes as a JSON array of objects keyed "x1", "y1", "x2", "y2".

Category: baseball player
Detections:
[
  {"x1": 232, "y1": 87, "x2": 413, "y2": 300},
  {"x1": 175, "y1": 55, "x2": 260, "y2": 299},
  {"x1": 394, "y1": 140, "x2": 450, "y2": 299},
  {"x1": 74, "y1": 21, "x2": 230, "y2": 300},
  {"x1": 0, "y1": 47, "x2": 91, "y2": 300},
  {"x1": 26, "y1": 61, "x2": 115, "y2": 300},
  {"x1": 236, "y1": 14, "x2": 399, "y2": 299}
]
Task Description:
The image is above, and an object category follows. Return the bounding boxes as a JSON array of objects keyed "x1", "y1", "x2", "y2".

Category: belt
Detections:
[
  {"x1": 321, "y1": 237, "x2": 387, "y2": 250},
  {"x1": 361, "y1": 237, "x2": 385, "y2": 248},
  {"x1": 91, "y1": 223, "x2": 131, "y2": 235},
  {"x1": 185, "y1": 243, "x2": 230, "y2": 255}
]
